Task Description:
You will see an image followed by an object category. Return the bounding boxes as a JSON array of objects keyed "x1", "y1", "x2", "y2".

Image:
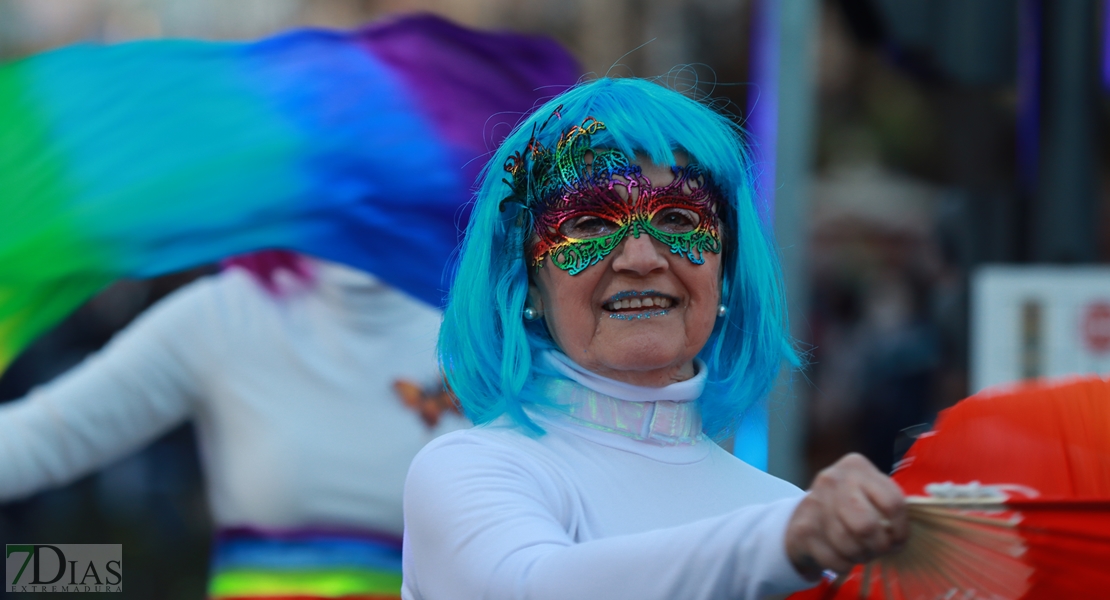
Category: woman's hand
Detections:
[{"x1": 784, "y1": 453, "x2": 908, "y2": 580}]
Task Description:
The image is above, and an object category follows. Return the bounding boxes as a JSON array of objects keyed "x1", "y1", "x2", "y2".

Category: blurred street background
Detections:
[{"x1": 1, "y1": 0, "x2": 1108, "y2": 597}]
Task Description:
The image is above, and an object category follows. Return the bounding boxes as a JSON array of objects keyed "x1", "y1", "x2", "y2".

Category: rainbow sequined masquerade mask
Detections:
[{"x1": 502, "y1": 115, "x2": 723, "y2": 275}]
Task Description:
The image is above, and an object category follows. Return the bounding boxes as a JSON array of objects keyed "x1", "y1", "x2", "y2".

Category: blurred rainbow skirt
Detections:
[{"x1": 208, "y1": 527, "x2": 402, "y2": 600}]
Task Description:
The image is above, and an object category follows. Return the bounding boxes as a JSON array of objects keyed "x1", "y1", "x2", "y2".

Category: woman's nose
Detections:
[{"x1": 610, "y1": 231, "x2": 668, "y2": 275}]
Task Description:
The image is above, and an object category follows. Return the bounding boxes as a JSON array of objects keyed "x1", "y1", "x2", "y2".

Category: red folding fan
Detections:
[{"x1": 789, "y1": 376, "x2": 1110, "y2": 600}]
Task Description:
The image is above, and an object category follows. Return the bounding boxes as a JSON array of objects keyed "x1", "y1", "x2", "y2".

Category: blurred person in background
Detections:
[
  {"x1": 0, "y1": 13, "x2": 579, "y2": 599},
  {"x1": 2, "y1": 251, "x2": 462, "y2": 597}
]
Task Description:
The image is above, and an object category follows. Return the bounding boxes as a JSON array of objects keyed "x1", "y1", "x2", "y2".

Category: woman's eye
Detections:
[
  {"x1": 559, "y1": 215, "x2": 618, "y2": 239},
  {"x1": 651, "y1": 208, "x2": 700, "y2": 234}
]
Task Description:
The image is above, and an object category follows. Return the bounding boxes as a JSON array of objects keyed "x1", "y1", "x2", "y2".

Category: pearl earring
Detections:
[
  {"x1": 717, "y1": 304, "x2": 728, "y2": 318},
  {"x1": 523, "y1": 306, "x2": 541, "y2": 321}
]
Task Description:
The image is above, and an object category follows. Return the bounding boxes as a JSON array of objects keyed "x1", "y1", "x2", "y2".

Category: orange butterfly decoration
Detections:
[{"x1": 393, "y1": 379, "x2": 461, "y2": 428}]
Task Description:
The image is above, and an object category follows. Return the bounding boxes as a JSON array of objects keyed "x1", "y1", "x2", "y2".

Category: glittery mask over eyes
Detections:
[{"x1": 502, "y1": 114, "x2": 723, "y2": 275}]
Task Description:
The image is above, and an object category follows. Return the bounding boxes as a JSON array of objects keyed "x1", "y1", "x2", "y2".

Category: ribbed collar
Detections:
[{"x1": 532, "y1": 351, "x2": 705, "y2": 446}]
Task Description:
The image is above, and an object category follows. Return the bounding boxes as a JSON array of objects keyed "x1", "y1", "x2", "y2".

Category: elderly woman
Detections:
[{"x1": 402, "y1": 78, "x2": 907, "y2": 599}]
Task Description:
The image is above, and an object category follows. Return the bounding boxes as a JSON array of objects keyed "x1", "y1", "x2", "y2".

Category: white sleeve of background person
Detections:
[
  {"x1": 402, "y1": 432, "x2": 813, "y2": 600},
  {"x1": 0, "y1": 279, "x2": 217, "y2": 500}
]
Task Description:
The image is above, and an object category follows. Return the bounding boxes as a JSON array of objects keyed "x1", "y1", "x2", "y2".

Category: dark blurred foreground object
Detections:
[
  {"x1": 0, "y1": 13, "x2": 580, "y2": 374},
  {"x1": 791, "y1": 376, "x2": 1110, "y2": 599}
]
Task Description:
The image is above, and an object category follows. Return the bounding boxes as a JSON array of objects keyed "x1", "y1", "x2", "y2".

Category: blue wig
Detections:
[{"x1": 439, "y1": 77, "x2": 795, "y2": 439}]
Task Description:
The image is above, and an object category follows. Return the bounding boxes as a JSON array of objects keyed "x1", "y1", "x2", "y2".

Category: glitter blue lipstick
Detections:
[
  {"x1": 609, "y1": 310, "x2": 670, "y2": 320},
  {"x1": 605, "y1": 290, "x2": 663, "y2": 302}
]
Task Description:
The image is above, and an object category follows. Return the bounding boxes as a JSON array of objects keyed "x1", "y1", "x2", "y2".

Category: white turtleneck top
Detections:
[
  {"x1": 401, "y1": 352, "x2": 814, "y2": 600},
  {"x1": 0, "y1": 260, "x2": 466, "y2": 535}
]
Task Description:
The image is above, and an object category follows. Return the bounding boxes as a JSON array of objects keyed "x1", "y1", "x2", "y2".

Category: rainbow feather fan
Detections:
[{"x1": 0, "y1": 14, "x2": 579, "y2": 372}]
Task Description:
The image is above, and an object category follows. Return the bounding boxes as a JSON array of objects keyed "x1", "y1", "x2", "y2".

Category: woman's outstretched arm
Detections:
[{"x1": 0, "y1": 277, "x2": 221, "y2": 500}]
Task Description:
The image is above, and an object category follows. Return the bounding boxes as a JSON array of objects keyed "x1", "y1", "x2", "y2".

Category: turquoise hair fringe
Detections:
[{"x1": 439, "y1": 77, "x2": 796, "y2": 440}]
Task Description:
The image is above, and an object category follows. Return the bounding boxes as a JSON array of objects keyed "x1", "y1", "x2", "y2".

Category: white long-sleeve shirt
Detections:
[
  {"x1": 402, "y1": 353, "x2": 814, "y2": 599},
  {"x1": 0, "y1": 261, "x2": 465, "y2": 535}
]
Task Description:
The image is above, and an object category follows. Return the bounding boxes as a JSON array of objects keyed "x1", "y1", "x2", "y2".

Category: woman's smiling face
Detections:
[{"x1": 528, "y1": 159, "x2": 723, "y2": 387}]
